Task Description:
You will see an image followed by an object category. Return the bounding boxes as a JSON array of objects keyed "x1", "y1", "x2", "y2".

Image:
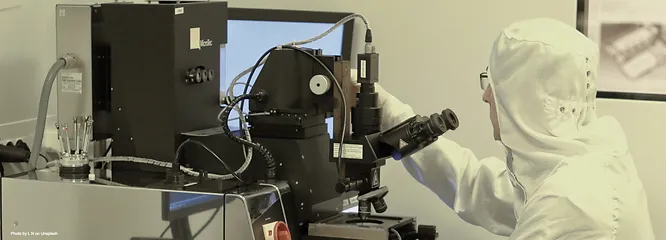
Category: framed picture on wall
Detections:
[{"x1": 577, "y1": 0, "x2": 666, "y2": 101}]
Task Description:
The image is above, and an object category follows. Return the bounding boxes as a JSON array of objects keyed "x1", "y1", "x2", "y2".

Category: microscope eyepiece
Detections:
[
  {"x1": 442, "y1": 109, "x2": 459, "y2": 130},
  {"x1": 427, "y1": 113, "x2": 447, "y2": 135},
  {"x1": 379, "y1": 108, "x2": 459, "y2": 161},
  {"x1": 426, "y1": 109, "x2": 459, "y2": 136}
]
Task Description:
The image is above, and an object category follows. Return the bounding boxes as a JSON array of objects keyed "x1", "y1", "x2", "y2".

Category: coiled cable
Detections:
[
  {"x1": 47, "y1": 156, "x2": 232, "y2": 179},
  {"x1": 219, "y1": 92, "x2": 276, "y2": 179}
]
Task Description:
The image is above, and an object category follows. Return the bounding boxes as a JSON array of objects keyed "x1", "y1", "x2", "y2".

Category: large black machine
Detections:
[{"x1": 78, "y1": 1, "x2": 459, "y2": 239}]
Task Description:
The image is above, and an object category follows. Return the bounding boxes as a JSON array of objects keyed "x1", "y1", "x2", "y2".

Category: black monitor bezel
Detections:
[{"x1": 228, "y1": 7, "x2": 355, "y2": 61}]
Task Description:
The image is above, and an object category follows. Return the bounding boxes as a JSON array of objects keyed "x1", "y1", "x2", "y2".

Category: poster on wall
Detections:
[{"x1": 578, "y1": 0, "x2": 666, "y2": 101}]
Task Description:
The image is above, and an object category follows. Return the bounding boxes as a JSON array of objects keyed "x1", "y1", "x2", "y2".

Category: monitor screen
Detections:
[
  {"x1": 162, "y1": 192, "x2": 225, "y2": 221},
  {"x1": 221, "y1": 19, "x2": 346, "y2": 136},
  {"x1": 168, "y1": 192, "x2": 221, "y2": 211}
]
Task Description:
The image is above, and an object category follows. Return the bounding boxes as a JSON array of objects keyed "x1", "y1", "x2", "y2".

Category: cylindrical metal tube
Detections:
[
  {"x1": 74, "y1": 117, "x2": 80, "y2": 154},
  {"x1": 63, "y1": 124, "x2": 72, "y2": 154},
  {"x1": 371, "y1": 197, "x2": 387, "y2": 213},
  {"x1": 358, "y1": 201, "x2": 371, "y2": 220}
]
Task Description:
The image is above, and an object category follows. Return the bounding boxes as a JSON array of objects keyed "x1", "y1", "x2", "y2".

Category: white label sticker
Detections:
[
  {"x1": 60, "y1": 72, "x2": 83, "y2": 94},
  {"x1": 348, "y1": 195, "x2": 358, "y2": 204},
  {"x1": 333, "y1": 143, "x2": 363, "y2": 160},
  {"x1": 190, "y1": 27, "x2": 201, "y2": 50},
  {"x1": 174, "y1": 7, "x2": 184, "y2": 15},
  {"x1": 360, "y1": 60, "x2": 367, "y2": 79}
]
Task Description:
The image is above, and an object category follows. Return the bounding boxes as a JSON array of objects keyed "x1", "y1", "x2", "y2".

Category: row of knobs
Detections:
[{"x1": 185, "y1": 68, "x2": 215, "y2": 84}]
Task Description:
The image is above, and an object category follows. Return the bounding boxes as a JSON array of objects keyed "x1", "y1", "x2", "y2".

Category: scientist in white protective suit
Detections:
[{"x1": 365, "y1": 18, "x2": 655, "y2": 239}]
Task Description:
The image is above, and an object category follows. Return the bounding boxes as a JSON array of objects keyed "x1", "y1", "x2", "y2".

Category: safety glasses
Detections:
[{"x1": 480, "y1": 66, "x2": 489, "y2": 90}]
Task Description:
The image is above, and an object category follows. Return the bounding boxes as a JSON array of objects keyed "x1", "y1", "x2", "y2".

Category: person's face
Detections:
[
  {"x1": 480, "y1": 68, "x2": 500, "y2": 140},
  {"x1": 482, "y1": 87, "x2": 500, "y2": 140}
]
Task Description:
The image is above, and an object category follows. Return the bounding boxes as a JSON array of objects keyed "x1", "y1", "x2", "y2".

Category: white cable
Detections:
[
  {"x1": 228, "y1": 105, "x2": 253, "y2": 179},
  {"x1": 100, "y1": 157, "x2": 228, "y2": 179},
  {"x1": 225, "y1": 13, "x2": 371, "y2": 98},
  {"x1": 215, "y1": 104, "x2": 253, "y2": 179},
  {"x1": 46, "y1": 156, "x2": 238, "y2": 180},
  {"x1": 289, "y1": 13, "x2": 369, "y2": 46},
  {"x1": 92, "y1": 178, "x2": 128, "y2": 187}
]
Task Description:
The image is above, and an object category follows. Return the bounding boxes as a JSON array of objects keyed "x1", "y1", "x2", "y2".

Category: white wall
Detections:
[
  {"x1": 0, "y1": 1, "x2": 57, "y2": 140},
  {"x1": 1, "y1": 0, "x2": 662, "y2": 239}
]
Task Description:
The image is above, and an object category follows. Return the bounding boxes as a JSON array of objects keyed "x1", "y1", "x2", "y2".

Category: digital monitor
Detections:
[{"x1": 222, "y1": 8, "x2": 355, "y2": 136}]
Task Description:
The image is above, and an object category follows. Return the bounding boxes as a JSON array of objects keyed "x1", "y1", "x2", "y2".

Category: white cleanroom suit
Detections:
[{"x1": 376, "y1": 18, "x2": 655, "y2": 239}]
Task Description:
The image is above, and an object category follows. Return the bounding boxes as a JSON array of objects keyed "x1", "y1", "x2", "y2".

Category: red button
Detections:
[{"x1": 275, "y1": 221, "x2": 291, "y2": 240}]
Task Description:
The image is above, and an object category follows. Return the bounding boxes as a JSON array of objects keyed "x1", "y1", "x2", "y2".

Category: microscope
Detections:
[
  {"x1": 1, "y1": 1, "x2": 460, "y2": 240},
  {"x1": 216, "y1": 30, "x2": 460, "y2": 239}
]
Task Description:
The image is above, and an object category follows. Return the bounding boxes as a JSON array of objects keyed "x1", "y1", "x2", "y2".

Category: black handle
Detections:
[{"x1": 0, "y1": 145, "x2": 30, "y2": 163}]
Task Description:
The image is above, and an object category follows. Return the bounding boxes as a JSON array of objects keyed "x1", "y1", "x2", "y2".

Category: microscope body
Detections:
[
  {"x1": 40, "y1": 1, "x2": 459, "y2": 239},
  {"x1": 333, "y1": 49, "x2": 459, "y2": 221}
]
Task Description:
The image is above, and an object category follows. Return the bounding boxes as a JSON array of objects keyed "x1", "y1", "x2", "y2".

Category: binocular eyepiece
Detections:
[{"x1": 427, "y1": 109, "x2": 459, "y2": 136}]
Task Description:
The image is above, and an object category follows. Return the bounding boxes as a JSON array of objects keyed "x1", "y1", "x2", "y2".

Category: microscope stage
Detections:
[{"x1": 306, "y1": 212, "x2": 415, "y2": 240}]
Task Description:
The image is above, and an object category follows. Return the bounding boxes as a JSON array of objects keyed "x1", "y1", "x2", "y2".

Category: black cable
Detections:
[
  {"x1": 157, "y1": 205, "x2": 222, "y2": 239},
  {"x1": 159, "y1": 223, "x2": 170, "y2": 238},
  {"x1": 104, "y1": 142, "x2": 112, "y2": 156},
  {"x1": 100, "y1": 142, "x2": 113, "y2": 170},
  {"x1": 220, "y1": 94, "x2": 276, "y2": 179},
  {"x1": 237, "y1": 46, "x2": 277, "y2": 146},
  {"x1": 238, "y1": 45, "x2": 348, "y2": 178},
  {"x1": 223, "y1": 195, "x2": 227, "y2": 240},
  {"x1": 39, "y1": 154, "x2": 49, "y2": 162},
  {"x1": 175, "y1": 139, "x2": 245, "y2": 183},
  {"x1": 239, "y1": 46, "x2": 277, "y2": 121},
  {"x1": 192, "y1": 207, "x2": 221, "y2": 238},
  {"x1": 278, "y1": 45, "x2": 348, "y2": 173}
]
